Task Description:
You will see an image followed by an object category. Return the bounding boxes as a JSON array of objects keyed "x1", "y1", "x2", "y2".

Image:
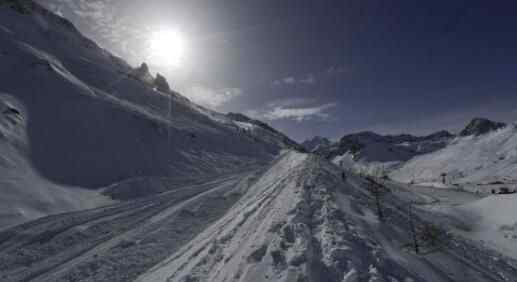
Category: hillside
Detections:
[
  {"x1": 391, "y1": 123, "x2": 517, "y2": 186},
  {"x1": 0, "y1": 1, "x2": 299, "y2": 226},
  {"x1": 2, "y1": 151, "x2": 517, "y2": 281},
  {"x1": 3, "y1": 2, "x2": 517, "y2": 282}
]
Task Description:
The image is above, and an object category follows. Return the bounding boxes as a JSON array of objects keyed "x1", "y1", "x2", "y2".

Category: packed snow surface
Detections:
[{"x1": 3, "y1": 151, "x2": 517, "y2": 281}]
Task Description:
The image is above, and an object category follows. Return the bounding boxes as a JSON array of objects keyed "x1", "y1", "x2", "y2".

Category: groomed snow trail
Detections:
[{"x1": 136, "y1": 151, "x2": 517, "y2": 282}]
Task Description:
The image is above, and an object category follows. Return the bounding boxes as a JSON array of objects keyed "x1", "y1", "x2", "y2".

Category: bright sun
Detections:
[{"x1": 148, "y1": 28, "x2": 186, "y2": 67}]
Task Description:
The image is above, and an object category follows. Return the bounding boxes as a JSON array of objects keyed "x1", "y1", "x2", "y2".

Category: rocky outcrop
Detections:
[{"x1": 460, "y1": 118, "x2": 506, "y2": 136}]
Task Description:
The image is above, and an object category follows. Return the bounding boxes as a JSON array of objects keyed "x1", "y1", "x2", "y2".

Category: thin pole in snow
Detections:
[{"x1": 408, "y1": 202, "x2": 419, "y2": 254}]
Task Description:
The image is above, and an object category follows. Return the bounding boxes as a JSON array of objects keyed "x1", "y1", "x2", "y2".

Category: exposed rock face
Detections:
[
  {"x1": 460, "y1": 118, "x2": 506, "y2": 136},
  {"x1": 132, "y1": 62, "x2": 154, "y2": 84},
  {"x1": 154, "y1": 73, "x2": 170, "y2": 93}
]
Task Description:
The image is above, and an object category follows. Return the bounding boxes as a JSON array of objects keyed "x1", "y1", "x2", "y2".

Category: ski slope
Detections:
[
  {"x1": 2, "y1": 151, "x2": 517, "y2": 281},
  {"x1": 391, "y1": 124, "x2": 517, "y2": 185}
]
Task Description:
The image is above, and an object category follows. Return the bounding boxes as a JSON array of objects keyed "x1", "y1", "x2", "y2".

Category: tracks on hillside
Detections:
[{"x1": 0, "y1": 169, "x2": 263, "y2": 282}]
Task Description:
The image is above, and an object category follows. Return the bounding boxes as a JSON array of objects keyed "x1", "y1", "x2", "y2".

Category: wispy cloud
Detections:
[
  {"x1": 272, "y1": 73, "x2": 317, "y2": 86},
  {"x1": 37, "y1": 0, "x2": 148, "y2": 64},
  {"x1": 327, "y1": 65, "x2": 347, "y2": 74},
  {"x1": 282, "y1": 77, "x2": 296, "y2": 84},
  {"x1": 248, "y1": 101, "x2": 336, "y2": 122},
  {"x1": 299, "y1": 74, "x2": 316, "y2": 84},
  {"x1": 183, "y1": 85, "x2": 242, "y2": 109}
]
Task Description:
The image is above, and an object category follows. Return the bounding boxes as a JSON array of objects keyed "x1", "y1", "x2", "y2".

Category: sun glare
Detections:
[{"x1": 148, "y1": 28, "x2": 186, "y2": 67}]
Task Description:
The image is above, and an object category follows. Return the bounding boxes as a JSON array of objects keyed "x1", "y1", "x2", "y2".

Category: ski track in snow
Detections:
[{"x1": 2, "y1": 151, "x2": 517, "y2": 281}]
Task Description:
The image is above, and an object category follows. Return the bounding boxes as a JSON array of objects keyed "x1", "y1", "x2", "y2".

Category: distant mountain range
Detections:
[{"x1": 304, "y1": 118, "x2": 514, "y2": 184}]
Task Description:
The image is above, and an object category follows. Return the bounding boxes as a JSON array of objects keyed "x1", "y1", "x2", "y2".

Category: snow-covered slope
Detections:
[
  {"x1": 0, "y1": 1, "x2": 299, "y2": 227},
  {"x1": 0, "y1": 93, "x2": 112, "y2": 228},
  {"x1": 450, "y1": 194, "x2": 517, "y2": 259},
  {"x1": 312, "y1": 131, "x2": 452, "y2": 175},
  {"x1": 3, "y1": 151, "x2": 517, "y2": 281},
  {"x1": 391, "y1": 124, "x2": 517, "y2": 185}
]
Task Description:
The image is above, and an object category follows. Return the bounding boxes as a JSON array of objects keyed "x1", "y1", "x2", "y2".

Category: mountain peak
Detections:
[
  {"x1": 154, "y1": 73, "x2": 171, "y2": 93},
  {"x1": 460, "y1": 118, "x2": 506, "y2": 136}
]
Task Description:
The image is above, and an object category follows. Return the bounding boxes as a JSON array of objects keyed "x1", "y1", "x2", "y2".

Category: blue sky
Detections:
[{"x1": 37, "y1": 0, "x2": 517, "y2": 141}]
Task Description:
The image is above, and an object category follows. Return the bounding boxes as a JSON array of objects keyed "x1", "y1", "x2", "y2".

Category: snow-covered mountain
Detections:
[
  {"x1": 391, "y1": 122, "x2": 517, "y2": 186},
  {"x1": 459, "y1": 117, "x2": 506, "y2": 137},
  {"x1": 0, "y1": 1, "x2": 299, "y2": 226},
  {"x1": 309, "y1": 130, "x2": 453, "y2": 174},
  {"x1": 3, "y1": 2, "x2": 517, "y2": 281},
  {"x1": 307, "y1": 117, "x2": 514, "y2": 182}
]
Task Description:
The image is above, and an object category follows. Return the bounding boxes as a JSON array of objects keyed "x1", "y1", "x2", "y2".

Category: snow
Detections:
[
  {"x1": 0, "y1": 2, "x2": 297, "y2": 229},
  {"x1": 317, "y1": 131, "x2": 452, "y2": 177},
  {"x1": 2, "y1": 148, "x2": 517, "y2": 281},
  {"x1": 391, "y1": 125, "x2": 517, "y2": 185},
  {"x1": 234, "y1": 120, "x2": 256, "y2": 131},
  {"x1": 0, "y1": 93, "x2": 113, "y2": 229},
  {"x1": 1, "y1": 3, "x2": 517, "y2": 282},
  {"x1": 450, "y1": 194, "x2": 517, "y2": 258}
]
